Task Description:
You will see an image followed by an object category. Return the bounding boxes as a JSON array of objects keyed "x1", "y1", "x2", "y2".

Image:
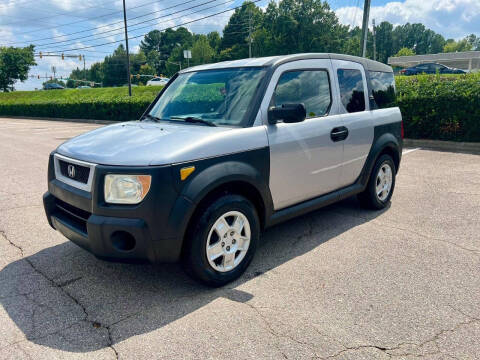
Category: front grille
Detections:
[
  {"x1": 58, "y1": 159, "x2": 90, "y2": 184},
  {"x1": 54, "y1": 198, "x2": 91, "y2": 234}
]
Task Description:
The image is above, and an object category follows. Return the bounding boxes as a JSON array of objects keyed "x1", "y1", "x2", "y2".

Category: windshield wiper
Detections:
[
  {"x1": 170, "y1": 116, "x2": 217, "y2": 127},
  {"x1": 142, "y1": 114, "x2": 162, "y2": 122}
]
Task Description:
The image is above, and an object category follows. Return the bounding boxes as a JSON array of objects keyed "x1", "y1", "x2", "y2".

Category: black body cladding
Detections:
[{"x1": 44, "y1": 148, "x2": 271, "y2": 263}]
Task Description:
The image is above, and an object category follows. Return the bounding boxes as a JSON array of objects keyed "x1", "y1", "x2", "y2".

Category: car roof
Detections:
[
  {"x1": 180, "y1": 53, "x2": 393, "y2": 73},
  {"x1": 412, "y1": 62, "x2": 446, "y2": 66}
]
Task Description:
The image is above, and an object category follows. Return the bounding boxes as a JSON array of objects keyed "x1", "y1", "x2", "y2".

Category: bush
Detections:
[
  {"x1": 1, "y1": 74, "x2": 479, "y2": 142},
  {"x1": 396, "y1": 73, "x2": 480, "y2": 142},
  {"x1": 0, "y1": 86, "x2": 162, "y2": 121}
]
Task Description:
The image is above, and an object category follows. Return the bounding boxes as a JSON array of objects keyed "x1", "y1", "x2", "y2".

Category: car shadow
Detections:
[{"x1": 0, "y1": 196, "x2": 387, "y2": 353}]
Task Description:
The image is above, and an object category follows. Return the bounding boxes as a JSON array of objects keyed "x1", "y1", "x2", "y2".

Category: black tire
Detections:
[
  {"x1": 358, "y1": 154, "x2": 396, "y2": 210},
  {"x1": 182, "y1": 194, "x2": 260, "y2": 287}
]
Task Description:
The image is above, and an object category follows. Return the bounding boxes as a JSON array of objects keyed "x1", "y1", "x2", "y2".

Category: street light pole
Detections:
[
  {"x1": 122, "y1": 0, "x2": 132, "y2": 96},
  {"x1": 248, "y1": 9, "x2": 252, "y2": 58},
  {"x1": 372, "y1": 19, "x2": 376, "y2": 61},
  {"x1": 360, "y1": 0, "x2": 371, "y2": 58}
]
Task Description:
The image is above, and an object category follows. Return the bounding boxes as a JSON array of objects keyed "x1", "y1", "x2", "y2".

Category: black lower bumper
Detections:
[{"x1": 43, "y1": 191, "x2": 182, "y2": 263}]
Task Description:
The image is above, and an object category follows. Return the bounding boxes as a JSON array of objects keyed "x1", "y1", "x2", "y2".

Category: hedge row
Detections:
[
  {"x1": 396, "y1": 73, "x2": 480, "y2": 142},
  {"x1": 1, "y1": 74, "x2": 479, "y2": 141},
  {"x1": 0, "y1": 86, "x2": 160, "y2": 121}
]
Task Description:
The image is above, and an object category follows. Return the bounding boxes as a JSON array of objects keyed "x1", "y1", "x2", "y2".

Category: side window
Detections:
[
  {"x1": 271, "y1": 70, "x2": 331, "y2": 119},
  {"x1": 337, "y1": 69, "x2": 365, "y2": 113},
  {"x1": 369, "y1": 71, "x2": 396, "y2": 109}
]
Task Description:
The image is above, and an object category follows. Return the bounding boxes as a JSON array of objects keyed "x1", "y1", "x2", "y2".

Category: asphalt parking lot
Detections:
[{"x1": 0, "y1": 117, "x2": 479, "y2": 360}]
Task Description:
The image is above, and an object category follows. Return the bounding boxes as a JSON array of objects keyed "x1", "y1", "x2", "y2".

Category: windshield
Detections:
[{"x1": 148, "y1": 67, "x2": 267, "y2": 127}]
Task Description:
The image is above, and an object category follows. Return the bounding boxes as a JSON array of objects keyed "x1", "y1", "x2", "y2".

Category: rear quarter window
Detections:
[
  {"x1": 337, "y1": 69, "x2": 365, "y2": 113},
  {"x1": 369, "y1": 71, "x2": 396, "y2": 109}
]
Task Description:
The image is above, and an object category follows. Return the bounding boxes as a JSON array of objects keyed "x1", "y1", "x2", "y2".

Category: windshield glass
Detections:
[{"x1": 148, "y1": 67, "x2": 267, "y2": 127}]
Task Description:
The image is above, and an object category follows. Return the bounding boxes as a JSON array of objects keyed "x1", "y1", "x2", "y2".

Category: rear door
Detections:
[
  {"x1": 259, "y1": 59, "x2": 345, "y2": 210},
  {"x1": 331, "y1": 60, "x2": 374, "y2": 188}
]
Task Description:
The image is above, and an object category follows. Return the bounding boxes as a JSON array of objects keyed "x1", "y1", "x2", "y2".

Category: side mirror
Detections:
[{"x1": 268, "y1": 103, "x2": 307, "y2": 125}]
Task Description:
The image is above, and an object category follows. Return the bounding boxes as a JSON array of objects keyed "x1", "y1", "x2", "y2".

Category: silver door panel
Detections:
[
  {"x1": 267, "y1": 115, "x2": 344, "y2": 209},
  {"x1": 331, "y1": 60, "x2": 374, "y2": 187},
  {"x1": 258, "y1": 59, "x2": 344, "y2": 210}
]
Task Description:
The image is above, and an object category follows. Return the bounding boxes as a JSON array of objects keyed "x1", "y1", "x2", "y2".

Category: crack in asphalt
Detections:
[
  {"x1": 57, "y1": 276, "x2": 83, "y2": 287},
  {"x1": 328, "y1": 210, "x2": 480, "y2": 256},
  {"x1": 375, "y1": 219, "x2": 480, "y2": 257},
  {"x1": 241, "y1": 301, "x2": 317, "y2": 358},
  {"x1": 0, "y1": 230, "x2": 24, "y2": 257},
  {"x1": 242, "y1": 296, "x2": 480, "y2": 360},
  {"x1": 0, "y1": 229, "x2": 119, "y2": 359}
]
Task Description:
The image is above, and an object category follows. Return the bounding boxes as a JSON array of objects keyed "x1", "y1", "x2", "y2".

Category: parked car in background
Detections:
[
  {"x1": 147, "y1": 77, "x2": 169, "y2": 86},
  {"x1": 77, "y1": 85, "x2": 91, "y2": 89},
  {"x1": 44, "y1": 83, "x2": 65, "y2": 90},
  {"x1": 44, "y1": 53, "x2": 403, "y2": 286},
  {"x1": 400, "y1": 63, "x2": 466, "y2": 75}
]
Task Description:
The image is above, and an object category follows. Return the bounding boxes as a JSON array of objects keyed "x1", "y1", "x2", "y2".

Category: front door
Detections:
[{"x1": 261, "y1": 59, "x2": 345, "y2": 210}]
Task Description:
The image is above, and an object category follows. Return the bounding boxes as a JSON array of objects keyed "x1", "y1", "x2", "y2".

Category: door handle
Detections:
[{"x1": 330, "y1": 127, "x2": 348, "y2": 142}]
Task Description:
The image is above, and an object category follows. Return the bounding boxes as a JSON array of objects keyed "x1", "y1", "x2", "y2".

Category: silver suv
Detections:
[{"x1": 43, "y1": 53, "x2": 403, "y2": 286}]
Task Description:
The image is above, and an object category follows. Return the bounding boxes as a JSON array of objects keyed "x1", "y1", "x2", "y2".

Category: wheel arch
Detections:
[
  {"x1": 359, "y1": 131, "x2": 402, "y2": 187},
  {"x1": 167, "y1": 159, "x2": 273, "y2": 259}
]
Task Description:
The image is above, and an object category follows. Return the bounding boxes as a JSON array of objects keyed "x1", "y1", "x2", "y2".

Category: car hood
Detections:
[{"x1": 56, "y1": 121, "x2": 233, "y2": 166}]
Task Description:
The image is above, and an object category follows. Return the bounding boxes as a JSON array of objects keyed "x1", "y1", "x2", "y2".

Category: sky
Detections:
[{"x1": 0, "y1": 0, "x2": 478, "y2": 91}]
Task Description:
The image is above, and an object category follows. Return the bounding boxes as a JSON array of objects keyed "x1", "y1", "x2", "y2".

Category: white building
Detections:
[{"x1": 388, "y1": 51, "x2": 480, "y2": 72}]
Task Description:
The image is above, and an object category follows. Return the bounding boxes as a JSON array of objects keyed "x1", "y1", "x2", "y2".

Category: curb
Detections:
[
  {"x1": 0, "y1": 116, "x2": 116, "y2": 125},
  {"x1": 404, "y1": 139, "x2": 480, "y2": 154}
]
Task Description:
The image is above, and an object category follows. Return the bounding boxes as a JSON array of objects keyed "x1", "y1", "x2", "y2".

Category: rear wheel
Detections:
[
  {"x1": 358, "y1": 154, "x2": 396, "y2": 209},
  {"x1": 182, "y1": 194, "x2": 259, "y2": 287}
]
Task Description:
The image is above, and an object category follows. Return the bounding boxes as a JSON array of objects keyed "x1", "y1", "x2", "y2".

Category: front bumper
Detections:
[
  {"x1": 44, "y1": 191, "x2": 160, "y2": 262},
  {"x1": 43, "y1": 154, "x2": 189, "y2": 263}
]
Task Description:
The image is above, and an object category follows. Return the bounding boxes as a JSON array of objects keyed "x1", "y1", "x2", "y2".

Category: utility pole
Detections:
[
  {"x1": 248, "y1": 9, "x2": 252, "y2": 58},
  {"x1": 372, "y1": 19, "x2": 376, "y2": 61},
  {"x1": 122, "y1": 0, "x2": 132, "y2": 96},
  {"x1": 83, "y1": 55, "x2": 86, "y2": 81},
  {"x1": 360, "y1": 0, "x2": 371, "y2": 58}
]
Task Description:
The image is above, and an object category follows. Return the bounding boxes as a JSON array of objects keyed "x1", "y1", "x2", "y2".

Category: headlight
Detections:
[{"x1": 104, "y1": 175, "x2": 151, "y2": 204}]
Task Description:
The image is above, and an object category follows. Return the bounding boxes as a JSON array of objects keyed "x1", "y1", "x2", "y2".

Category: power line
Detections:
[
  {"x1": 1, "y1": 0, "x2": 176, "y2": 41},
  {"x1": 43, "y1": 0, "x2": 264, "y2": 54},
  {"x1": 0, "y1": 3, "x2": 120, "y2": 25},
  {"x1": 37, "y1": 0, "x2": 237, "y2": 52},
  {"x1": 27, "y1": 0, "x2": 222, "y2": 49}
]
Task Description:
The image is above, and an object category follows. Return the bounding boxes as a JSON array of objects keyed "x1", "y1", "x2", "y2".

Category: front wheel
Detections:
[
  {"x1": 358, "y1": 154, "x2": 396, "y2": 209},
  {"x1": 182, "y1": 194, "x2": 259, "y2": 287}
]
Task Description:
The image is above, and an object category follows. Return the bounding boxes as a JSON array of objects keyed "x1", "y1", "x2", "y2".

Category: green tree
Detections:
[
  {"x1": 0, "y1": 45, "x2": 36, "y2": 92},
  {"x1": 192, "y1": 36, "x2": 215, "y2": 65},
  {"x1": 257, "y1": 0, "x2": 346, "y2": 56},
  {"x1": 443, "y1": 38, "x2": 472, "y2": 53},
  {"x1": 207, "y1": 31, "x2": 222, "y2": 53},
  {"x1": 141, "y1": 27, "x2": 193, "y2": 75},
  {"x1": 394, "y1": 47, "x2": 416, "y2": 57},
  {"x1": 466, "y1": 34, "x2": 480, "y2": 50},
  {"x1": 103, "y1": 45, "x2": 129, "y2": 87},
  {"x1": 221, "y1": 1, "x2": 263, "y2": 57},
  {"x1": 66, "y1": 79, "x2": 76, "y2": 88},
  {"x1": 374, "y1": 22, "x2": 394, "y2": 63}
]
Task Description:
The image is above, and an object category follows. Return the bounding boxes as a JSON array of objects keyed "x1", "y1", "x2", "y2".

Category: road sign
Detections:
[{"x1": 183, "y1": 50, "x2": 192, "y2": 59}]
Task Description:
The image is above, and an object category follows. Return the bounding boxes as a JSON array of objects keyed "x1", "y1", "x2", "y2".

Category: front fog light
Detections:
[{"x1": 104, "y1": 175, "x2": 151, "y2": 204}]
